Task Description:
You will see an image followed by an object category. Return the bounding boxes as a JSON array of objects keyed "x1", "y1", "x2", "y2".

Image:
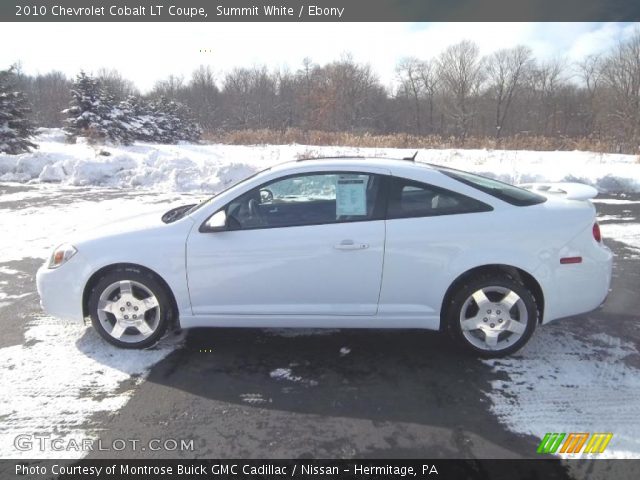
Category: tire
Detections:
[
  {"x1": 446, "y1": 273, "x2": 537, "y2": 358},
  {"x1": 88, "y1": 268, "x2": 171, "y2": 349}
]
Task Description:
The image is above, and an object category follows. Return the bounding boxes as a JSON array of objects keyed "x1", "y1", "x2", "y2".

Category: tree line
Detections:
[{"x1": 3, "y1": 29, "x2": 640, "y2": 154}]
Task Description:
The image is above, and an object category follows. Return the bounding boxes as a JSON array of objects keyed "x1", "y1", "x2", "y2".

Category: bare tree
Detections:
[
  {"x1": 437, "y1": 40, "x2": 484, "y2": 138},
  {"x1": 575, "y1": 54, "x2": 602, "y2": 135},
  {"x1": 417, "y1": 60, "x2": 439, "y2": 133},
  {"x1": 600, "y1": 28, "x2": 640, "y2": 148},
  {"x1": 396, "y1": 57, "x2": 424, "y2": 133},
  {"x1": 321, "y1": 56, "x2": 384, "y2": 132},
  {"x1": 273, "y1": 67, "x2": 296, "y2": 132},
  {"x1": 96, "y1": 68, "x2": 138, "y2": 101},
  {"x1": 296, "y1": 57, "x2": 316, "y2": 131},
  {"x1": 485, "y1": 46, "x2": 532, "y2": 139},
  {"x1": 526, "y1": 58, "x2": 565, "y2": 135},
  {"x1": 186, "y1": 65, "x2": 219, "y2": 129},
  {"x1": 150, "y1": 74, "x2": 186, "y2": 100},
  {"x1": 17, "y1": 70, "x2": 70, "y2": 127},
  {"x1": 222, "y1": 66, "x2": 278, "y2": 129}
]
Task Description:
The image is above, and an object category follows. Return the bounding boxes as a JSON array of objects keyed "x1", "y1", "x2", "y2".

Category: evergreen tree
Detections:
[
  {"x1": 105, "y1": 94, "x2": 135, "y2": 145},
  {"x1": 174, "y1": 102, "x2": 202, "y2": 142},
  {"x1": 0, "y1": 67, "x2": 37, "y2": 154},
  {"x1": 63, "y1": 71, "x2": 134, "y2": 145},
  {"x1": 64, "y1": 73, "x2": 201, "y2": 146},
  {"x1": 149, "y1": 97, "x2": 201, "y2": 143},
  {"x1": 63, "y1": 71, "x2": 106, "y2": 143},
  {"x1": 151, "y1": 97, "x2": 179, "y2": 143},
  {"x1": 124, "y1": 95, "x2": 158, "y2": 142},
  {"x1": 112, "y1": 97, "x2": 137, "y2": 145}
]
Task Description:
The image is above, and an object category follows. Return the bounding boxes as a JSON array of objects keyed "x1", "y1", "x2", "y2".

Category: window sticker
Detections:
[{"x1": 336, "y1": 175, "x2": 367, "y2": 216}]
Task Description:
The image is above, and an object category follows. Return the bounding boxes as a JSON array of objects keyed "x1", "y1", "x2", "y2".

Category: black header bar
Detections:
[{"x1": 3, "y1": 0, "x2": 640, "y2": 22}]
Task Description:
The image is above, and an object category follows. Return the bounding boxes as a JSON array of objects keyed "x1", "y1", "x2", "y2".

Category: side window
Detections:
[
  {"x1": 225, "y1": 172, "x2": 382, "y2": 230},
  {"x1": 387, "y1": 177, "x2": 492, "y2": 219}
]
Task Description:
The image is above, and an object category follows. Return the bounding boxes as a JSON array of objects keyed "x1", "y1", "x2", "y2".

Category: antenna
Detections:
[{"x1": 403, "y1": 151, "x2": 419, "y2": 161}]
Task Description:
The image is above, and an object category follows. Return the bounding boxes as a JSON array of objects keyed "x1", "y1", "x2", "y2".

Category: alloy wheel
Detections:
[
  {"x1": 458, "y1": 285, "x2": 528, "y2": 352},
  {"x1": 96, "y1": 280, "x2": 161, "y2": 344}
]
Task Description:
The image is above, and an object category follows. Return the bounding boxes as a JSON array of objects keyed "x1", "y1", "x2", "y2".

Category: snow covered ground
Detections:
[
  {"x1": 0, "y1": 317, "x2": 182, "y2": 459},
  {"x1": 483, "y1": 330, "x2": 640, "y2": 459},
  {"x1": 1, "y1": 128, "x2": 639, "y2": 194}
]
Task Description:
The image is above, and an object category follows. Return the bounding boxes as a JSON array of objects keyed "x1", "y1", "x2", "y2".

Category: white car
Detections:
[{"x1": 36, "y1": 157, "x2": 613, "y2": 357}]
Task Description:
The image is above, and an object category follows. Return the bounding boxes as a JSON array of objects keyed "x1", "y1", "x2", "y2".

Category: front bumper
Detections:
[{"x1": 36, "y1": 255, "x2": 86, "y2": 324}]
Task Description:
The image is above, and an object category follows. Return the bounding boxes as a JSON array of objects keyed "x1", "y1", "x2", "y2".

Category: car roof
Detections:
[{"x1": 270, "y1": 156, "x2": 439, "y2": 175}]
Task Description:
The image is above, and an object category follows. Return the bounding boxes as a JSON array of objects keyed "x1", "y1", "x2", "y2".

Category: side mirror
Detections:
[{"x1": 202, "y1": 210, "x2": 227, "y2": 232}]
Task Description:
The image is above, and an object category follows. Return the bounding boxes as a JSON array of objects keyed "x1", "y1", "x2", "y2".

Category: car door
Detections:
[
  {"x1": 186, "y1": 170, "x2": 386, "y2": 316},
  {"x1": 378, "y1": 175, "x2": 494, "y2": 327}
]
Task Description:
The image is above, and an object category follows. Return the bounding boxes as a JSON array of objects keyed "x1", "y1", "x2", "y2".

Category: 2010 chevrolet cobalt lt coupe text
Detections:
[{"x1": 36, "y1": 158, "x2": 613, "y2": 357}]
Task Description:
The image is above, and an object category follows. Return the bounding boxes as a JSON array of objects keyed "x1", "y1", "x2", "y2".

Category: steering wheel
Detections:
[
  {"x1": 248, "y1": 198, "x2": 264, "y2": 224},
  {"x1": 260, "y1": 188, "x2": 274, "y2": 203}
]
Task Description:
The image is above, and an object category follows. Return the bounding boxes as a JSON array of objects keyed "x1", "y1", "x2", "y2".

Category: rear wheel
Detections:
[
  {"x1": 88, "y1": 269, "x2": 170, "y2": 349},
  {"x1": 447, "y1": 273, "x2": 537, "y2": 357}
]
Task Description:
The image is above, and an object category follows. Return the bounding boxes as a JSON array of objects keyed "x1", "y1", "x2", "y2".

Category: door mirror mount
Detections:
[{"x1": 202, "y1": 210, "x2": 227, "y2": 232}]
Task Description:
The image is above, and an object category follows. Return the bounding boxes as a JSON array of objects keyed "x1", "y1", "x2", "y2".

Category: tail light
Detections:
[{"x1": 593, "y1": 222, "x2": 602, "y2": 243}]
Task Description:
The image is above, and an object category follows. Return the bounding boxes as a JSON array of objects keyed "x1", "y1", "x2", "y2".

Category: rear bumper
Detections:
[
  {"x1": 36, "y1": 256, "x2": 86, "y2": 324},
  {"x1": 540, "y1": 243, "x2": 613, "y2": 324}
]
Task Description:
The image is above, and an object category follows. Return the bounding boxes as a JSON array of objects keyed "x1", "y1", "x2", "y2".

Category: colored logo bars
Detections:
[{"x1": 537, "y1": 432, "x2": 613, "y2": 454}]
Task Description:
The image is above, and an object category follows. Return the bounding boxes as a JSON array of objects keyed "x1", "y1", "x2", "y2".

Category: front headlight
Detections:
[{"x1": 48, "y1": 244, "x2": 78, "y2": 269}]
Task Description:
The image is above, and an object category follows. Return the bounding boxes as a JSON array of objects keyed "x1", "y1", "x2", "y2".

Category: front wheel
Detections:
[
  {"x1": 447, "y1": 273, "x2": 538, "y2": 357},
  {"x1": 88, "y1": 269, "x2": 171, "y2": 349}
]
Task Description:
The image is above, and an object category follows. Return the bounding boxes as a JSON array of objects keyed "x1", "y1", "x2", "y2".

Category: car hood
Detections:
[{"x1": 64, "y1": 207, "x2": 191, "y2": 247}]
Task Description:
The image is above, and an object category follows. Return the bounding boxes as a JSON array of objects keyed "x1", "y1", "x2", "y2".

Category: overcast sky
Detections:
[{"x1": 1, "y1": 22, "x2": 638, "y2": 91}]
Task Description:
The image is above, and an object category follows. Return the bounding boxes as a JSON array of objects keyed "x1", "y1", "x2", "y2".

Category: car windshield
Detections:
[
  {"x1": 183, "y1": 166, "x2": 273, "y2": 216},
  {"x1": 436, "y1": 166, "x2": 546, "y2": 206}
]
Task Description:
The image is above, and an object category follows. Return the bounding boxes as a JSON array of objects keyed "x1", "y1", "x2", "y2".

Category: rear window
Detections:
[
  {"x1": 387, "y1": 177, "x2": 492, "y2": 219},
  {"x1": 437, "y1": 167, "x2": 546, "y2": 206}
]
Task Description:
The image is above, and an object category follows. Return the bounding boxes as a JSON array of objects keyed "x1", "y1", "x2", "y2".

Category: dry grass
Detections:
[{"x1": 202, "y1": 128, "x2": 633, "y2": 154}]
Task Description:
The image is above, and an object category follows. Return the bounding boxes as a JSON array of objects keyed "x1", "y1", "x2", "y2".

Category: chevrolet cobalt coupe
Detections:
[{"x1": 36, "y1": 158, "x2": 613, "y2": 357}]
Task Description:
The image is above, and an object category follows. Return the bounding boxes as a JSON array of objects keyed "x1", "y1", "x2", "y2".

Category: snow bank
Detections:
[{"x1": 1, "y1": 129, "x2": 640, "y2": 193}]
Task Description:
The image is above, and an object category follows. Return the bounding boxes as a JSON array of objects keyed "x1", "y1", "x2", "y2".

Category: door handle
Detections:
[{"x1": 334, "y1": 240, "x2": 369, "y2": 250}]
